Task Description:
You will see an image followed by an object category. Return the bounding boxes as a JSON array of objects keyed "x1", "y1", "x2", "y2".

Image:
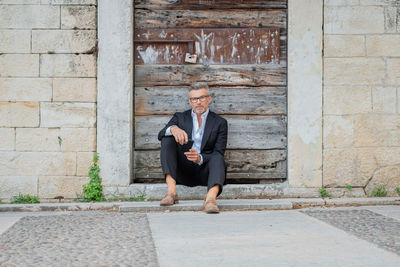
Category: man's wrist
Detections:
[
  {"x1": 197, "y1": 154, "x2": 203, "y2": 165},
  {"x1": 170, "y1": 125, "x2": 178, "y2": 134}
]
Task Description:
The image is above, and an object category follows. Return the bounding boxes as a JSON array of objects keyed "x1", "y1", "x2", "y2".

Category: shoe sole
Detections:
[{"x1": 160, "y1": 199, "x2": 179, "y2": 206}]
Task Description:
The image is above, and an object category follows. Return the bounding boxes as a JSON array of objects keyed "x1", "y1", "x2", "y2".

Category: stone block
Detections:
[
  {"x1": 323, "y1": 115, "x2": 354, "y2": 148},
  {"x1": 16, "y1": 128, "x2": 60, "y2": 152},
  {"x1": 322, "y1": 187, "x2": 366, "y2": 198},
  {"x1": 0, "y1": 102, "x2": 39, "y2": 127},
  {"x1": 398, "y1": 88, "x2": 400, "y2": 112},
  {"x1": 53, "y1": 78, "x2": 96, "y2": 102},
  {"x1": 40, "y1": 102, "x2": 96, "y2": 127},
  {"x1": 324, "y1": 85, "x2": 371, "y2": 114},
  {"x1": 0, "y1": 152, "x2": 76, "y2": 176},
  {"x1": 44, "y1": 0, "x2": 96, "y2": 4},
  {"x1": 324, "y1": 35, "x2": 365, "y2": 57},
  {"x1": 61, "y1": 6, "x2": 96, "y2": 29},
  {"x1": 32, "y1": 30, "x2": 96, "y2": 53},
  {"x1": 0, "y1": 128, "x2": 15, "y2": 151},
  {"x1": 324, "y1": 149, "x2": 356, "y2": 187},
  {"x1": 0, "y1": 30, "x2": 31, "y2": 53},
  {"x1": 387, "y1": 58, "x2": 400, "y2": 85},
  {"x1": 0, "y1": 0, "x2": 40, "y2": 3},
  {"x1": 97, "y1": 0, "x2": 133, "y2": 186},
  {"x1": 354, "y1": 114, "x2": 400, "y2": 147},
  {"x1": 366, "y1": 35, "x2": 400, "y2": 56},
  {"x1": 38, "y1": 176, "x2": 89, "y2": 199},
  {"x1": 40, "y1": 54, "x2": 96, "y2": 77},
  {"x1": 60, "y1": 128, "x2": 96, "y2": 151},
  {"x1": 325, "y1": 0, "x2": 359, "y2": 5},
  {"x1": 323, "y1": 148, "x2": 377, "y2": 187},
  {"x1": 0, "y1": 176, "x2": 38, "y2": 199},
  {"x1": 0, "y1": 5, "x2": 59, "y2": 29},
  {"x1": 372, "y1": 86, "x2": 397, "y2": 113},
  {"x1": 324, "y1": 58, "x2": 385, "y2": 85},
  {"x1": 0, "y1": 78, "x2": 52, "y2": 102},
  {"x1": 0, "y1": 54, "x2": 39, "y2": 77},
  {"x1": 384, "y1": 6, "x2": 398, "y2": 33},
  {"x1": 373, "y1": 147, "x2": 400, "y2": 166},
  {"x1": 398, "y1": 8, "x2": 400, "y2": 32},
  {"x1": 325, "y1": 6, "x2": 385, "y2": 34},
  {"x1": 360, "y1": 0, "x2": 399, "y2": 5},
  {"x1": 365, "y1": 165, "x2": 400, "y2": 196},
  {"x1": 76, "y1": 152, "x2": 94, "y2": 176}
]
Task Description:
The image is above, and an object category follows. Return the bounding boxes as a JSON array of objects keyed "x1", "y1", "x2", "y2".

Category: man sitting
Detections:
[{"x1": 157, "y1": 82, "x2": 228, "y2": 213}]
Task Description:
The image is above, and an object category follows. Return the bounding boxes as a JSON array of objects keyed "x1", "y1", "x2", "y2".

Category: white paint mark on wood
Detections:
[
  {"x1": 194, "y1": 29, "x2": 213, "y2": 64},
  {"x1": 138, "y1": 45, "x2": 160, "y2": 64},
  {"x1": 159, "y1": 30, "x2": 167, "y2": 39}
]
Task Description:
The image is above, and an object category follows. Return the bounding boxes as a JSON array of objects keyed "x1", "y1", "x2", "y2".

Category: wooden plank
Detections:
[
  {"x1": 134, "y1": 149, "x2": 286, "y2": 179},
  {"x1": 134, "y1": 63, "x2": 287, "y2": 86},
  {"x1": 135, "y1": 86, "x2": 286, "y2": 115},
  {"x1": 135, "y1": 9, "x2": 286, "y2": 29},
  {"x1": 135, "y1": 115, "x2": 287, "y2": 149},
  {"x1": 134, "y1": 0, "x2": 287, "y2": 10},
  {"x1": 135, "y1": 28, "x2": 280, "y2": 65}
]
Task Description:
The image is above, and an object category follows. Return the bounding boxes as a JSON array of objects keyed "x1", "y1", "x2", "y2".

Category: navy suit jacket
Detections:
[{"x1": 158, "y1": 109, "x2": 228, "y2": 164}]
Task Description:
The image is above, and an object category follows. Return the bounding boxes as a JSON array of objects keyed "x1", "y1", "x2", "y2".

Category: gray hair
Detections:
[{"x1": 189, "y1": 82, "x2": 209, "y2": 93}]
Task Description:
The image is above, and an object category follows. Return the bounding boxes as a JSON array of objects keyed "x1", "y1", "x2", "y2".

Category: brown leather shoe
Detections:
[
  {"x1": 203, "y1": 199, "x2": 219, "y2": 213},
  {"x1": 160, "y1": 192, "x2": 179, "y2": 206}
]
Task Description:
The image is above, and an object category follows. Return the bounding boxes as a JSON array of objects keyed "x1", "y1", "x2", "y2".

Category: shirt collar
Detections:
[{"x1": 191, "y1": 108, "x2": 209, "y2": 120}]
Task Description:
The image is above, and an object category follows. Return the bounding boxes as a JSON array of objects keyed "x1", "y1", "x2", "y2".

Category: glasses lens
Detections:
[{"x1": 190, "y1": 95, "x2": 209, "y2": 102}]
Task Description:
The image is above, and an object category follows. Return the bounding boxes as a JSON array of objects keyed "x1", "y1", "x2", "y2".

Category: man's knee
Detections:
[
  {"x1": 207, "y1": 153, "x2": 225, "y2": 166},
  {"x1": 161, "y1": 136, "x2": 177, "y2": 151}
]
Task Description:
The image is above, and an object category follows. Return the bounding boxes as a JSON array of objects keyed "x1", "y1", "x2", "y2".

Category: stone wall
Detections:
[
  {"x1": 323, "y1": 0, "x2": 400, "y2": 196},
  {"x1": 0, "y1": 0, "x2": 97, "y2": 200},
  {"x1": 1, "y1": 0, "x2": 399, "y2": 201}
]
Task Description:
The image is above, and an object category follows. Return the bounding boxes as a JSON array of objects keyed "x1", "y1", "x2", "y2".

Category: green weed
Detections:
[
  {"x1": 371, "y1": 185, "x2": 388, "y2": 197},
  {"x1": 10, "y1": 194, "x2": 40, "y2": 204},
  {"x1": 319, "y1": 187, "x2": 332, "y2": 198},
  {"x1": 79, "y1": 152, "x2": 104, "y2": 202},
  {"x1": 395, "y1": 187, "x2": 400, "y2": 196}
]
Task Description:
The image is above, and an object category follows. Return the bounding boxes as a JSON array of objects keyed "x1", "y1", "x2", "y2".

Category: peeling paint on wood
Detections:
[{"x1": 135, "y1": 28, "x2": 280, "y2": 65}]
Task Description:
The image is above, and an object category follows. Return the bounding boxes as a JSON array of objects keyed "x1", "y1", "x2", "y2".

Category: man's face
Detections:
[{"x1": 189, "y1": 88, "x2": 212, "y2": 115}]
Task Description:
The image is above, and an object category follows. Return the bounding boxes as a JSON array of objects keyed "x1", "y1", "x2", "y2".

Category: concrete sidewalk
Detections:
[{"x1": 0, "y1": 204, "x2": 399, "y2": 266}]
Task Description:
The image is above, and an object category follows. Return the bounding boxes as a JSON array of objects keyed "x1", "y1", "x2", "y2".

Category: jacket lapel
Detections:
[
  {"x1": 200, "y1": 111, "x2": 215, "y2": 151},
  {"x1": 184, "y1": 109, "x2": 193, "y2": 140}
]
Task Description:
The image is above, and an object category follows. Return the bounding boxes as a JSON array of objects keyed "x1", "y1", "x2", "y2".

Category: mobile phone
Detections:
[{"x1": 179, "y1": 140, "x2": 194, "y2": 152}]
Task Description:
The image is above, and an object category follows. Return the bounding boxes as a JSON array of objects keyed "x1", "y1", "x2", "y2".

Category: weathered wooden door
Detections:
[{"x1": 134, "y1": 0, "x2": 287, "y2": 183}]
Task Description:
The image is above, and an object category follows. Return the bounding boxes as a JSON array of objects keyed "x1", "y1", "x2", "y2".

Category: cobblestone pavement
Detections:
[
  {"x1": 301, "y1": 209, "x2": 400, "y2": 256},
  {"x1": 0, "y1": 211, "x2": 158, "y2": 267}
]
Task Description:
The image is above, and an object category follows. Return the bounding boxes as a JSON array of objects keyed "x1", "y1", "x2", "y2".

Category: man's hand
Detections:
[
  {"x1": 184, "y1": 149, "x2": 201, "y2": 163},
  {"x1": 170, "y1": 125, "x2": 188, "y2": 145}
]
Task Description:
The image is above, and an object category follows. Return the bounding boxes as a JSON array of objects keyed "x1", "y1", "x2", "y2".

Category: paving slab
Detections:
[{"x1": 148, "y1": 208, "x2": 400, "y2": 267}]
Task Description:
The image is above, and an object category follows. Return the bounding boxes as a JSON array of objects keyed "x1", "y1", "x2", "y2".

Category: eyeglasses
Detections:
[{"x1": 189, "y1": 95, "x2": 210, "y2": 103}]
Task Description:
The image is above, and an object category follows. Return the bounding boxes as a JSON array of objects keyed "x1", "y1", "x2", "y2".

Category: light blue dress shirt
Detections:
[{"x1": 165, "y1": 108, "x2": 209, "y2": 165}]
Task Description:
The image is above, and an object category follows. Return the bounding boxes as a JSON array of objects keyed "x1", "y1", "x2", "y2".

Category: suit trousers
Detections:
[{"x1": 160, "y1": 136, "x2": 227, "y2": 197}]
